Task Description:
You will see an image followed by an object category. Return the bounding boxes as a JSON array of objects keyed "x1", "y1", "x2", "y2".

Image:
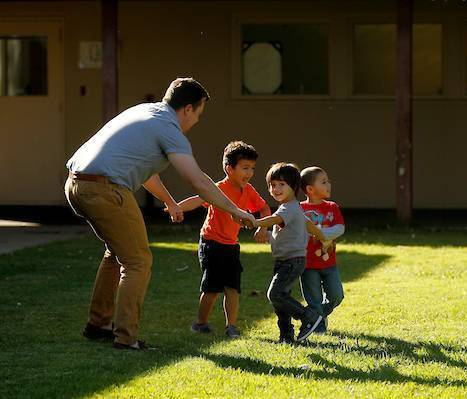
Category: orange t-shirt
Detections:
[{"x1": 200, "y1": 178, "x2": 266, "y2": 245}]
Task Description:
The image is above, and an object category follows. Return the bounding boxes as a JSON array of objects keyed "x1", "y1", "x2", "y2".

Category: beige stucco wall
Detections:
[{"x1": 1, "y1": 1, "x2": 466, "y2": 208}]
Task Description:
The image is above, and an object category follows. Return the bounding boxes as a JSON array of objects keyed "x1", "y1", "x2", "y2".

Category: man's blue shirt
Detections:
[{"x1": 67, "y1": 102, "x2": 192, "y2": 191}]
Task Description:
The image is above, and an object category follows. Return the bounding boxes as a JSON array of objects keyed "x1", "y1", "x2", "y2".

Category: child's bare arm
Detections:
[
  {"x1": 256, "y1": 214, "x2": 283, "y2": 229},
  {"x1": 321, "y1": 240, "x2": 334, "y2": 252},
  {"x1": 254, "y1": 204, "x2": 272, "y2": 243},
  {"x1": 258, "y1": 203, "x2": 272, "y2": 218},
  {"x1": 177, "y1": 196, "x2": 204, "y2": 212},
  {"x1": 305, "y1": 219, "x2": 326, "y2": 241}
]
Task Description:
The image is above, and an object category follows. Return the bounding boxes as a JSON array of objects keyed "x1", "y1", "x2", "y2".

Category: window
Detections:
[
  {"x1": 241, "y1": 24, "x2": 329, "y2": 95},
  {"x1": 353, "y1": 24, "x2": 395, "y2": 95},
  {"x1": 0, "y1": 36, "x2": 48, "y2": 96},
  {"x1": 413, "y1": 24, "x2": 442, "y2": 95},
  {"x1": 353, "y1": 24, "x2": 442, "y2": 95}
]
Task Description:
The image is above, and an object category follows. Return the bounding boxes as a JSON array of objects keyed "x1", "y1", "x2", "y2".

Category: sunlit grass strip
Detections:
[{"x1": 0, "y1": 229, "x2": 466, "y2": 399}]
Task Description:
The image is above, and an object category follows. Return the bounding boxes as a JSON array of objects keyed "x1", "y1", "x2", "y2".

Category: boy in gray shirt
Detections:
[{"x1": 255, "y1": 163, "x2": 325, "y2": 343}]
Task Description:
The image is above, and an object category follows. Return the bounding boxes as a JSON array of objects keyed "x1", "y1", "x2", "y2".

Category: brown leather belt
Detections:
[{"x1": 69, "y1": 171, "x2": 109, "y2": 184}]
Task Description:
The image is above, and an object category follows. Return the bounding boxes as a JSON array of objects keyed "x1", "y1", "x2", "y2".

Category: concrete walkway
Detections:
[{"x1": 0, "y1": 220, "x2": 90, "y2": 255}]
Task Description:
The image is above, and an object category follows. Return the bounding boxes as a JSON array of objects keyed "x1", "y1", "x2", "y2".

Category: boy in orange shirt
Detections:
[{"x1": 178, "y1": 141, "x2": 271, "y2": 338}]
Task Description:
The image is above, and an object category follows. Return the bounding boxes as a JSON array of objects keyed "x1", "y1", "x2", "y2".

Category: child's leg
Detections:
[
  {"x1": 276, "y1": 309, "x2": 294, "y2": 342},
  {"x1": 197, "y1": 238, "x2": 224, "y2": 325},
  {"x1": 198, "y1": 292, "x2": 219, "y2": 324},
  {"x1": 299, "y1": 269, "x2": 324, "y2": 317},
  {"x1": 321, "y1": 266, "x2": 344, "y2": 317},
  {"x1": 267, "y1": 258, "x2": 318, "y2": 321},
  {"x1": 223, "y1": 287, "x2": 239, "y2": 327}
]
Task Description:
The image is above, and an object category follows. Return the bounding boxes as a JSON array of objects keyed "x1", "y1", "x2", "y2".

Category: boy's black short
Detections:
[{"x1": 198, "y1": 237, "x2": 243, "y2": 293}]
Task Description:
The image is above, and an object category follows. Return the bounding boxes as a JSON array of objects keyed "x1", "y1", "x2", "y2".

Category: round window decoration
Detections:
[{"x1": 243, "y1": 42, "x2": 282, "y2": 94}]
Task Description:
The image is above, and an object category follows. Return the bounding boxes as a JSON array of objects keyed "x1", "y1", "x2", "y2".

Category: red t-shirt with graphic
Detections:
[{"x1": 300, "y1": 200, "x2": 344, "y2": 269}]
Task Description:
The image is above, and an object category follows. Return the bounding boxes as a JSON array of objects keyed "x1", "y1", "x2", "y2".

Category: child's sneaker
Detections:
[
  {"x1": 279, "y1": 332, "x2": 295, "y2": 344},
  {"x1": 225, "y1": 325, "x2": 240, "y2": 339},
  {"x1": 279, "y1": 325, "x2": 295, "y2": 344},
  {"x1": 296, "y1": 315, "x2": 323, "y2": 342},
  {"x1": 314, "y1": 317, "x2": 328, "y2": 335},
  {"x1": 191, "y1": 322, "x2": 213, "y2": 334}
]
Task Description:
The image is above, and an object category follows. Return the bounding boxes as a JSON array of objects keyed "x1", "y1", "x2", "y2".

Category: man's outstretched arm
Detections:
[{"x1": 168, "y1": 153, "x2": 256, "y2": 227}]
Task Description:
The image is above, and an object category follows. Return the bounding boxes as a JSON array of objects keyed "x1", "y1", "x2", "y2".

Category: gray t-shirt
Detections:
[
  {"x1": 269, "y1": 199, "x2": 308, "y2": 260},
  {"x1": 66, "y1": 102, "x2": 192, "y2": 191}
]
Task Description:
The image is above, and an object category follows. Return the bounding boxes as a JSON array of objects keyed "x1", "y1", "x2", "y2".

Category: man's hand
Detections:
[
  {"x1": 232, "y1": 210, "x2": 257, "y2": 229},
  {"x1": 232, "y1": 214, "x2": 242, "y2": 225},
  {"x1": 244, "y1": 212, "x2": 257, "y2": 229},
  {"x1": 253, "y1": 227, "x2": 269, "y2": 243},
  {"x1": 165, "y1": 202, "x2": 184, "y2": 223},
  {"x1": 241, "y1": 218, "x2": 255, "y2": 229},
  {"x1": 232, "y1": 215, "x2": 255, "y2": 229}
]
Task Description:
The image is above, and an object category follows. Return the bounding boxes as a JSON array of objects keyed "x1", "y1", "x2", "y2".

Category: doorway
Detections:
[{"x1": 0, "y1": 19, "x2": 64, "y2": 205}]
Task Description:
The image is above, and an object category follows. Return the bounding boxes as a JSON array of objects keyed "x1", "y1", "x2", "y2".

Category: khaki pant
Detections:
[{"x1": 64, "y1": 177, "x2": 153, "y2": 345}]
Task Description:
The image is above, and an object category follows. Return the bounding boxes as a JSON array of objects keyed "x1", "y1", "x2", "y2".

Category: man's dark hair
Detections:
[
  {"x1": 300, "y1": 166, "x2": 325, "y2": 194},
  {"x1": 223, "y1": 141, "x2": 258, "y2": 170},
  {"x1": 162, "y1": 77, "x2": 210, "y2": 110},
  {"x1": 266, "y1": 162, "x2": 301, "y2": 196}
]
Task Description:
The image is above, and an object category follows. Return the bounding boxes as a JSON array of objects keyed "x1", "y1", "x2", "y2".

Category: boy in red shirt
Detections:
[
  {"x1": 178, "y1": 141, "x2": 271, "y2": 338},
  {"x1": 300, "y1": 166, "x2": 345, "y2": 334}
]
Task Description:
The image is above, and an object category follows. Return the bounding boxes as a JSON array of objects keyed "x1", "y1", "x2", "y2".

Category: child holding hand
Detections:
[
  {"x1": 255, "y1": 163, "x2": 325, "y2": 343},
  {"x1": 300, "y1": 166, "x2": 345, "y2": 334},
  {"x1": 178, "y1": 141, "x2": 270, "y2": 339}
]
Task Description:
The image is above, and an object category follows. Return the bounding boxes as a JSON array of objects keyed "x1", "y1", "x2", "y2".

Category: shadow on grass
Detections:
[
  {"x1": 203, "y1": 350, "x2": 466, "y2": 388},
  {"x1": 0, "y1": 230, "x2": 447, "y2": 398},
  {"x1": 332, "y1": 250, "x2": 390, "y2": 283},
  {"x1": 318, "y1": 330, "x2": 467, "y2": 370},
  {"x1": 211, "y1": 330, "x2": 466, "y2": 387}
]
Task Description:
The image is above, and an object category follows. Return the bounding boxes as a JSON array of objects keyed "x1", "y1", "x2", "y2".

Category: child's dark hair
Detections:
[
  {"x1": 266, "y1": 162, "x2": 301, "y2": 196},
  {"x1": 223, "y1": 141, "x2": 258, "y2": 170},
  {"x1": 300, "y1": 166, "x2": 326, "y2": 193},
  {"x1": 162, "y1": 77, "x2": 210, "y2": 110}
]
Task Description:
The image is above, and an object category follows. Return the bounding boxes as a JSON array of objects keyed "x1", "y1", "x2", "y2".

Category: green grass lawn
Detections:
[{"x1": 0, "y1": 226, "x2": 466, "y2": 398}]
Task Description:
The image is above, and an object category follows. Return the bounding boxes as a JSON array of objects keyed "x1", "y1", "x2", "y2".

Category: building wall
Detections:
[{"x1": 0, "y1": 1, "x2": 466, "y2": 208}]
